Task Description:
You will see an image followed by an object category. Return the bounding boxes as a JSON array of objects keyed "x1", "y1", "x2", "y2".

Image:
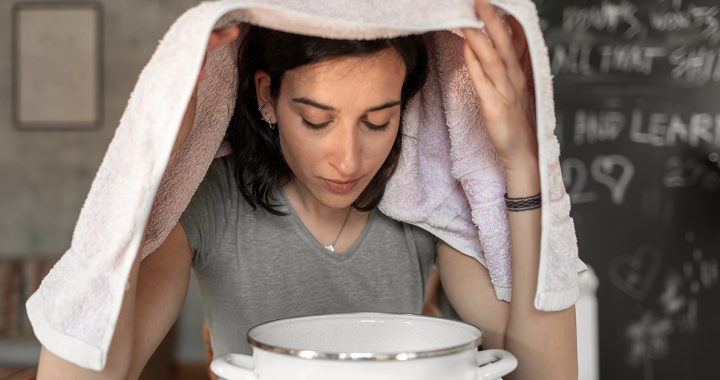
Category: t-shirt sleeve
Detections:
[{"x1": 179, "y1": 157, "x2": 234, "y2": 269}]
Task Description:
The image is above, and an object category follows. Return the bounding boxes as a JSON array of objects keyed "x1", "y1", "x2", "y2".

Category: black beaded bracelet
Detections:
[{"x1": 504, "y1": 193, "x2": 542, "y2": 212}]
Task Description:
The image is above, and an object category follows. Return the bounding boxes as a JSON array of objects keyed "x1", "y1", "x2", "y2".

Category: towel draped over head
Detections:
[{"x1": 26, "y1": 0, "x2": 585, "y2": 371}]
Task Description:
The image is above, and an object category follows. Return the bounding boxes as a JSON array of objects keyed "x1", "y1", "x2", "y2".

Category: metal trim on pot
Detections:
[{"x1": 246, "y1": 313, "x2": 483, "y2": 361}]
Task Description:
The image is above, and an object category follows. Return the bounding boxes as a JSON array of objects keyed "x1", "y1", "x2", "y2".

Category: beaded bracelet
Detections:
[{"x1": 504, "y1": 193, "x2": 542, "y2": 212}]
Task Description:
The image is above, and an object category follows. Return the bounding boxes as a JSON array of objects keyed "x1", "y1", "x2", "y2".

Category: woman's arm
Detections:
[
  {"x1": 445, "y1": 0, "x2": 579, "y2": 378},
  {"x1": 35, "y1": 222, "x2": 193, "y2": 380},
  {"x1": 438, "y1": 208, "x2": 578, "y2": 380},
  {"x1": 438, "y1": 169, "x2": 578, "y2": 379},
  {"x1": 35, "y1": 26, "x2": 241, "y2": 377},
  {"x1": 36, "y1": 243, "x2": 141, "y2": 380},
  {"x1": 436, "y1": 244, "x2": 509, "y2": 350},
  {"x1": 124, "y1": 222, "x2": 194, "y2": 380},
  {"x1": 503, "y1": 164, "x2": 578, "y2": 380},
  {"x1": 438, "y1": 227, "x2": 578, "y2": 380},
  {"x1": 438, "y1": 159, "x2": 578, "y2": 380}
]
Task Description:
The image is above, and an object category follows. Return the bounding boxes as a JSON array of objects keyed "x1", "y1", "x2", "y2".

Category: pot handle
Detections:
[
  {"x1": 210, "y1": 353, "x2": 258, "y2": 380},
  {"x1": 475, "y1": 349, "x2": 518, "y2": 380}
]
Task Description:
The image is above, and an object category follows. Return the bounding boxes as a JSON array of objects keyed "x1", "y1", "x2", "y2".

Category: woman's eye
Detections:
[
  {"x1": 364, "y1": 121, "x2": 390, "y2": 131},
  {"x1": 301, "y1": 119, "x2": 331, "y2": 130},
  {"x1": 301, "y1": 118, "x2": 389, "y2": 131}
]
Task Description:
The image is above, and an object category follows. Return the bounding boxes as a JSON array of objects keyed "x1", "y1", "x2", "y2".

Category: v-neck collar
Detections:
[{"x1": 275, "y1": 187, "x2": 377, "y2": 261}]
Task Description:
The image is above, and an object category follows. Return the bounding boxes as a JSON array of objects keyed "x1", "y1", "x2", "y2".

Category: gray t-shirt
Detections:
[{"x1": 180, "y1": 156, "x2": 438, "y2": 356}]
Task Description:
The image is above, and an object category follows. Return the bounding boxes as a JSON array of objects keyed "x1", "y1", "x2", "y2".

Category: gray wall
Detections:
[
  {"x1": 1, "y1": 0, "x2": 207, "y2": 364},
  {"x1": 1, "y1": 0, "x2": 201, "y2": 257}
]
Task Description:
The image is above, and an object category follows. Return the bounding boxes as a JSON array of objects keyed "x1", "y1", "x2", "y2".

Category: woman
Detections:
[{"x1": 37, "y1": 0, "x2": 577, "y2": 379}]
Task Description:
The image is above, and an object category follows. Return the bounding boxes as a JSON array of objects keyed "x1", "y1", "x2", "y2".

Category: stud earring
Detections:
[{"x1": 258, "y1": 102, "x2": 276, "y2": 130}]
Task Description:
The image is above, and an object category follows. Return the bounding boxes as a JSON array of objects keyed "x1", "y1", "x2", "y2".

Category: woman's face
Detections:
[{"x1": 257, "y1": 48, "x2": 406, "y2": 209}]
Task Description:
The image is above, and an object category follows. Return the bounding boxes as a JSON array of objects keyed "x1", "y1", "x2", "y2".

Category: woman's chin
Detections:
[
  {"x1": 320, "y1": 192, "x2": 361, "y2": 209},
  {"x1": 314, "y1": 187, "x2": 366, "y2": 209},
  {"x1": 314, "y1": 179, "x2": 368, "y2": 208}
]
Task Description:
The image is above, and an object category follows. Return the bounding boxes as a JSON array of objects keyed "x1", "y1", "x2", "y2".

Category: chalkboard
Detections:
[{"x1": 533, "y1": 0, "x2": 720, "y2": 379}]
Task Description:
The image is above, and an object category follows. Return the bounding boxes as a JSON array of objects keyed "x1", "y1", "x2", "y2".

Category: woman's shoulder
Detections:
[
  {"x1": 197, "y1": 155, "x2": 236, "y2": 191},
  {"x1": 183, "y1": 155, "x2": 238, "y2": 215},
  {"x1": 406, "y1": 222, "x2": 440, "y2": 249},
  {"x1": 207, "y1": 154, "x2": 235, "y2": 178},
  {"x1": 375, "y1": 210, "x2": 439, "y2": 249}
]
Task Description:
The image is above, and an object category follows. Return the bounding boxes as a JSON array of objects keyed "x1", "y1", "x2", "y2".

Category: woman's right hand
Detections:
[
  {"x1": 195, "y1": 25, "x2": 241, "y2": 94},
  {"x1": 174, "y1": 25, "x2": 241, "y2": 155}
]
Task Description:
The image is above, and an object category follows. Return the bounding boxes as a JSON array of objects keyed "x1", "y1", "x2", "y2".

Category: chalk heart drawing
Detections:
[
  {"x1": 610, "y1": 245, "x2": 662, "y2": 300},
  {"x1": 591, "y1": 154, "x2": 634, "y2": 204}
]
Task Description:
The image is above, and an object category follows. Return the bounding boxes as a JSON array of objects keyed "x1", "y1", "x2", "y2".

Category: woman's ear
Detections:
[{"x1": 254, "y1": 70, "x2": 277, "y2": 123}]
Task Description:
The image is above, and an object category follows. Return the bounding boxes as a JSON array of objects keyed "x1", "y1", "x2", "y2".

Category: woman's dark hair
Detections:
[{"x1": 227, "y1": 25, "x2": 429, "y2": 215}]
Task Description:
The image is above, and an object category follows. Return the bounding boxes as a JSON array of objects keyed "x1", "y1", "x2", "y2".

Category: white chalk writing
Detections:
[
  {"x1": 648, "y1": 0, "x2": 720, "y2": 43},
  {"x1": 550, "y1": 42, "x2": 720, "y2": 82},
  {"x1": 600, "y1": 45, "x2": 667, "y2": 74},
  {"x1": 562, "y1": 157, "x2": 599, "y2": 204},
  {"x1": 626, "y1": 311, "x2": 673, "y2": 379},
  {"x1": 562, "y1": 1, "x2": 645, "y2": 39},
  {"x1": 562, "y1": 155, "x2": 634, "y2": 205},
  {"x1": 574, "y1": 109, "x2": 626, "y2": 145},
  {"x1": 565, "y1": 109, "x2": 720, "y2": 148},
  {"x1": 701, "y1": 258, "x2": 719, "y2": 288},
  {"x1": 591, "y1": 154, "x2": 635, "y2": 204},
  {"x1": 663, "y1": 156, "x2": 720, "y2": 191},
  {"x1": 551, "y1": 42, "x2": 594, "y2": 75},
  {"x1": 669, "y1": 46, "x2": 720, "y2": 85},
  {"x1": 623, "y1": 240, "x2": 719, "y2": 379},
  {"x1": 559, "y1": 0, "x2": 720, "y2": 42},
  {"x1": 629, "y1": 110, "x2": 720, "y2": 148},
  {"x1": 623, "y1": 240, "x2": 719, "y2": 378},
  {"x1": 610, "y1": 245, "x2": 662, "y2": 300},
  {"x1": 550, "y1": 43, "x2": 665, "y2": 76}
]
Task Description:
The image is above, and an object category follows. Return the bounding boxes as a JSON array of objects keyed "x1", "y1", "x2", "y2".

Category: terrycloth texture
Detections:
[{"x1": 26, "y1": 0, "x2": 585, "y2": 371}]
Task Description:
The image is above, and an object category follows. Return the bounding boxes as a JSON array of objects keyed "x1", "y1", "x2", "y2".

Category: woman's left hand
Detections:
[{"x1": 462, "y1": 0, "x2": 537, "y2": 174}]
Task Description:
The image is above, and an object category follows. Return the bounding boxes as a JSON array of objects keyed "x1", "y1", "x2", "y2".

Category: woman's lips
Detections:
[{"x1": 323, "y1": 178, "x2": 360, "y2": 193}]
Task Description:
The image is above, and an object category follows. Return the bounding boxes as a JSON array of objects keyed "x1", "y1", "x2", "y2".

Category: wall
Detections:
[
  {"x1": 0, "y1": 0, "x2": 206, "y2": 365},
  {"x1": 534, "y1": 0, "x2": 720, "y2": 378},
  {"x1": 1, "y1": 0, "x2": 201, "y2": 257}
]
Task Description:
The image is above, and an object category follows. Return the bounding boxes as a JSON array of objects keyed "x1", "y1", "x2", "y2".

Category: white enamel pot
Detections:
[{"x1": 211, "y1": 313, "x2": 517, "y2": 380}]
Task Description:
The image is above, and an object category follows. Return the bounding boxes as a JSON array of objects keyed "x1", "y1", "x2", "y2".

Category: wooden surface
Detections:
[
  {"x1": 0, "y1": 364, "x2": 209, "y2": 380},
  {"x1": 0, "y1": 367, "x2": 37, "y2": 380}
]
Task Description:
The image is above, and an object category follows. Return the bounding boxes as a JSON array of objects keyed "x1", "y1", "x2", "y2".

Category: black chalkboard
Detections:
[{"x1": 533, "y1": 0, "x2": 720, "y2": 379}]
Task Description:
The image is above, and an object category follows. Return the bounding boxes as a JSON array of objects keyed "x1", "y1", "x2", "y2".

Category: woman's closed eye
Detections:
[
  {"x1": 301, "y1": 119, "x2": 331, "y2": 129},
  {"x1": 364, "y1": 121, "x2": 390, "y2": 131},
  {"x1": 301, "y1": 118, "x2": 390, "y2": 131}
]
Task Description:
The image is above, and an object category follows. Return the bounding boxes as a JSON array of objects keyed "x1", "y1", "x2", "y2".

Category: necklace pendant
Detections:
[{"x1": 324, "y1": 244, "x2": 335, "y2": 252}]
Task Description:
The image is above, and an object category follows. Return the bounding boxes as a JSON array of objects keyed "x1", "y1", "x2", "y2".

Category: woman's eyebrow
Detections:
[{"x1": 291, "y1": 97, "x2": 401, "y2": 113}]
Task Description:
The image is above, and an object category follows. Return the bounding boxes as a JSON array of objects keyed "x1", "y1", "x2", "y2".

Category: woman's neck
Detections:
[{"x1": 282, "y1": 178, "x2": 372, "y2": 253}]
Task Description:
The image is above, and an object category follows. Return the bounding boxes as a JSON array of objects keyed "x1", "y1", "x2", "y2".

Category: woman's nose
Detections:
[{"x1": 329, "y1": 124, "x2": 361, "y2": 177}]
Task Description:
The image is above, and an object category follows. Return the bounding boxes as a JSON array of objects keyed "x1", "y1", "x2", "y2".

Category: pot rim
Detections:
[{"x1": 246, "y1": 312, "x2": 483, "y2": 361}]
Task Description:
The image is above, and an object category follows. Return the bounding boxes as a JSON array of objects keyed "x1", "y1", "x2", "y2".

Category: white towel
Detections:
[{"x1": 26, "y1": 0, "x2": 585, "y2": 371}]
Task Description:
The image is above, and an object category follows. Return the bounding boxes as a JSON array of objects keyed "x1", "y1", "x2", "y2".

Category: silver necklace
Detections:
[{"x1": 324, "y1": 208, "x2": 352, "y2": 252}]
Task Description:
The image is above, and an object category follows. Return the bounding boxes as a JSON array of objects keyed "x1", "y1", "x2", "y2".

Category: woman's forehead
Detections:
[
  {"x1": 280, "y1": 49, "x2": 406, "y2": 109},
  {"x1": 285, "y1": 49, "x2": 405, "y2": 86}
]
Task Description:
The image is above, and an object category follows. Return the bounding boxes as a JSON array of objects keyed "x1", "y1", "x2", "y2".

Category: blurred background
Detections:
[{"x1": 0, "y1": 0, "x2": 718, "y2": 379}]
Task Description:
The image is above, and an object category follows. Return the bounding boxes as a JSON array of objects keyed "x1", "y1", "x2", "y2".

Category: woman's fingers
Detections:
[
  {"x1": 207, "y1": 25, "x2": 240, "y2": 51},
  {"x1": 474, "y1": 0, "x2": 523, "y2": 79},
  {"x1": 507, "y1": 16, "x2": 528, "y2": 63},
  {"x1": 199, "y1": 25, "x2": 241, "y2": 82},
  {"x1": 462, "y1": 27, "x2": 514, "y2": 101},
  {"x1": 463, "y1": 0, "x2": 536, "y2": 167},
  {"x1": 462, "y1": 41, "x2": 495, "y2": 99},
  {"x1": 471, "y1": 0, "x2": 527, "y2": 96}
]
